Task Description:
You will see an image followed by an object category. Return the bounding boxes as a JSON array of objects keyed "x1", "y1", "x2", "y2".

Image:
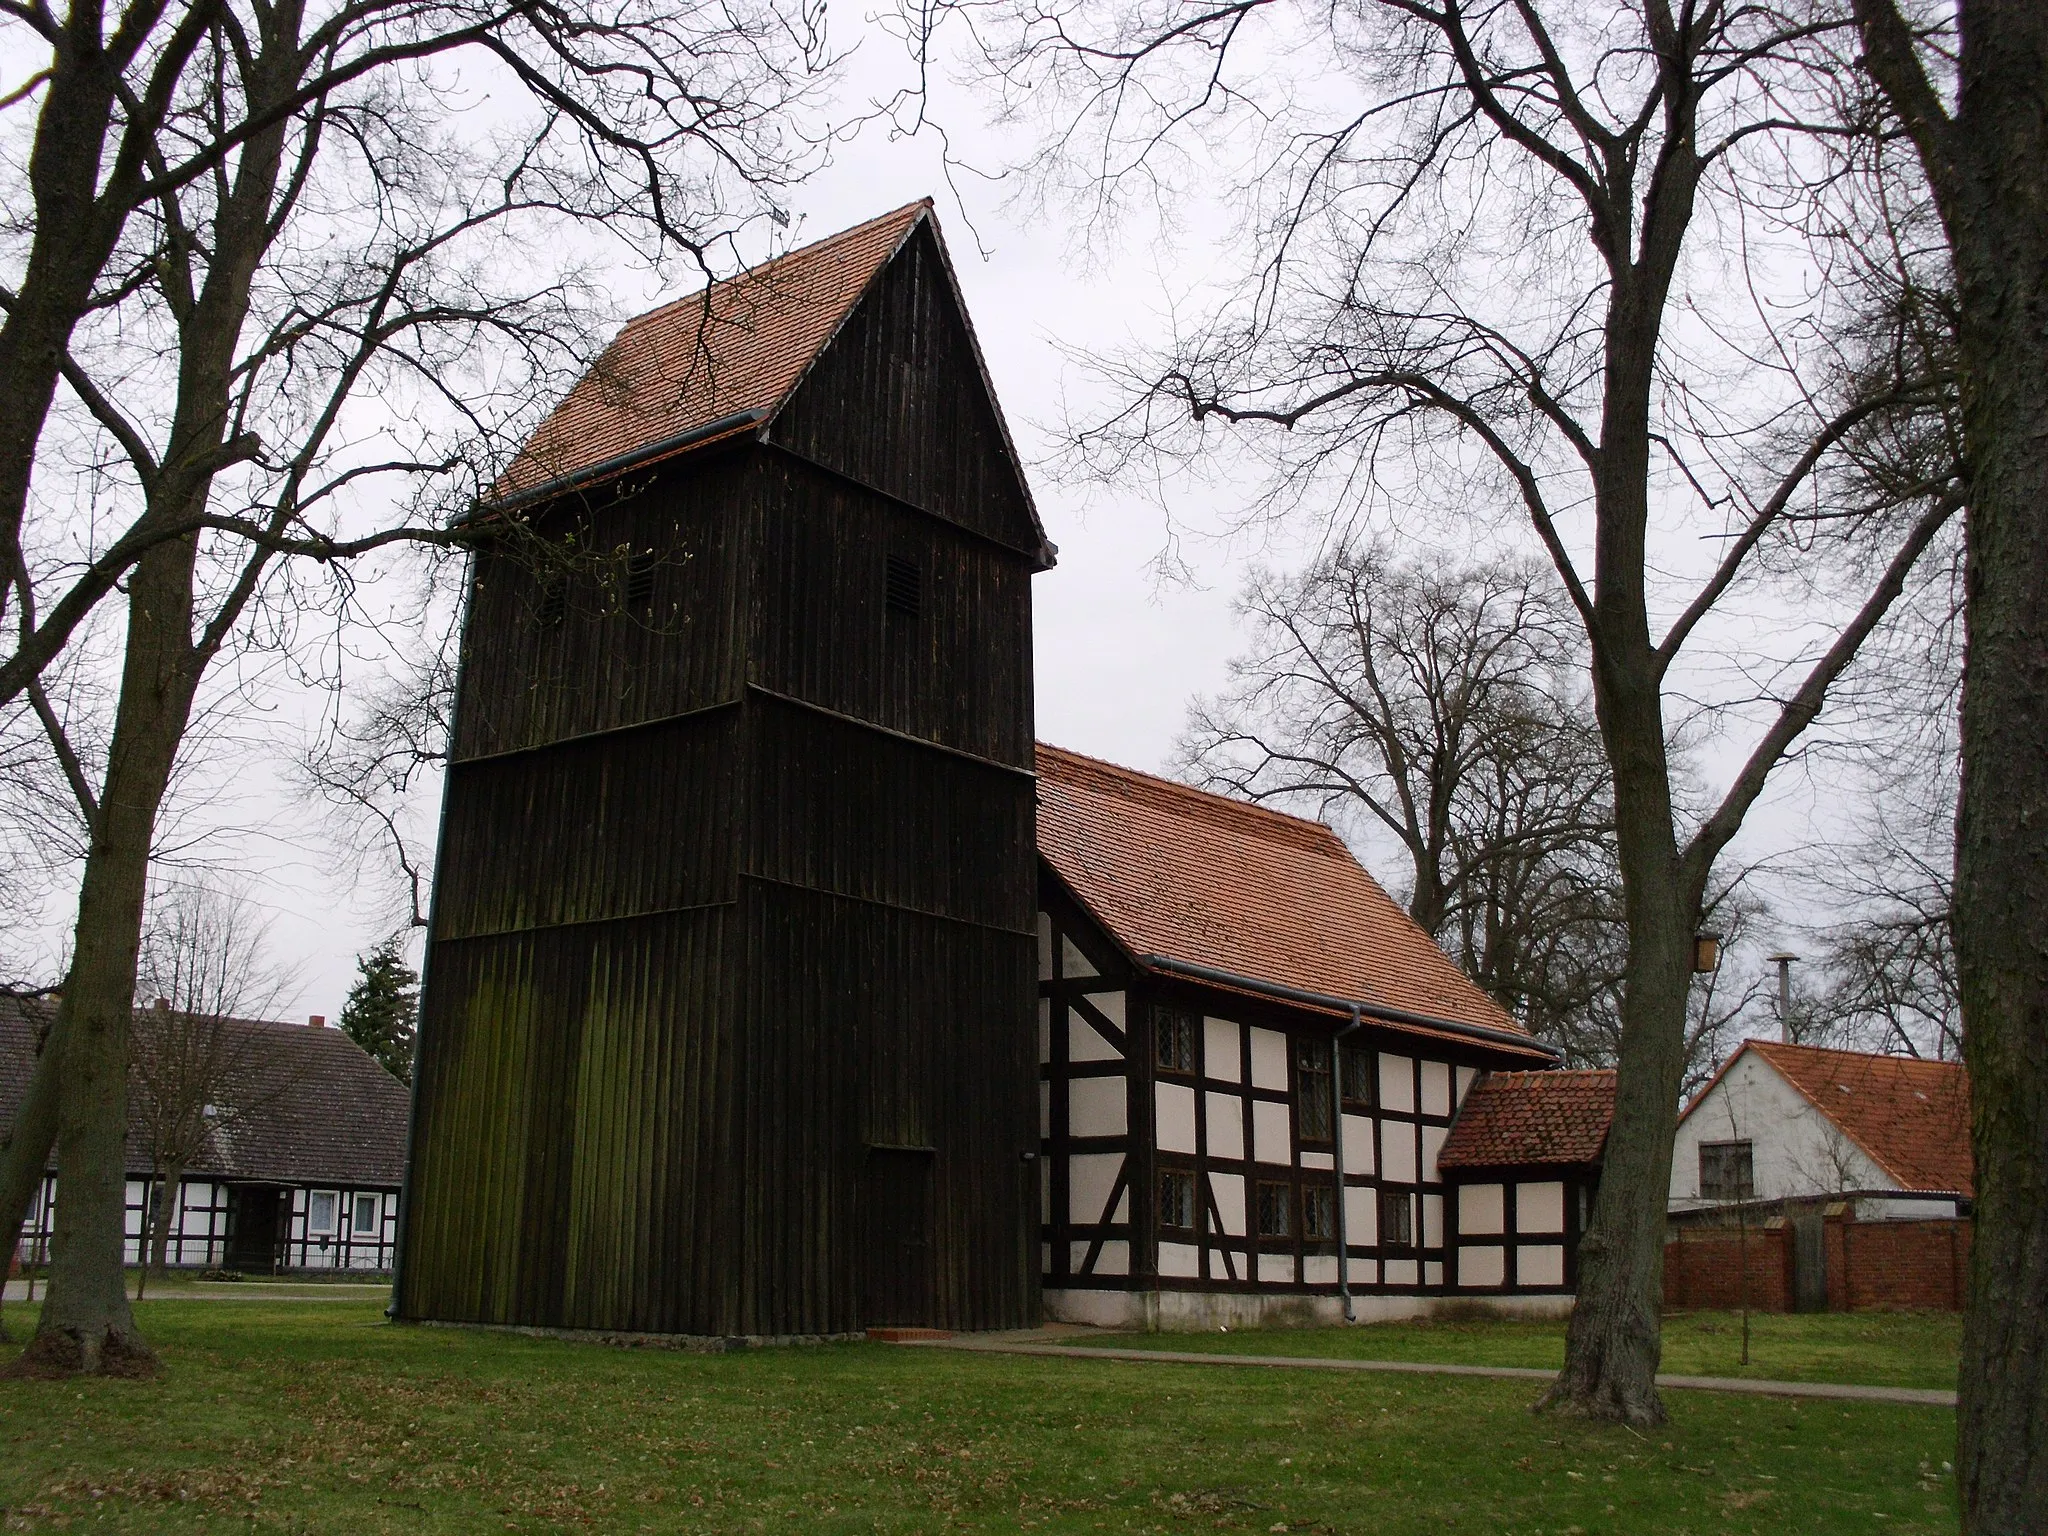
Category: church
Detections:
[{"x1": 393, "y1": 202, "x2": 1584, "y2": 1340}]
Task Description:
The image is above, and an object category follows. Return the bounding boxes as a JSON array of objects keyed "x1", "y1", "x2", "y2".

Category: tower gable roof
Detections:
[{"x1": 491, "y1": 202, "x2": 1051, "y2": 560}]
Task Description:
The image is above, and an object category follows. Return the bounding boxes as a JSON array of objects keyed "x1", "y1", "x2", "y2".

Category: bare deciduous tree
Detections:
[
  {"x1": 129, "y1": 880, "x2": 294, "y2": 1292},
  {"x1": 1181, "y1": 545, "x2": 1624, "y2": 1055},
  {"x1": 1851, "y1": 7, "x2": 2048, "y2": 1513},
  {"x1": 904, "y1": 0, "x2": 1962, "y2": 1422},
  {"x1": 1, "y1": 0, "x2": 832, "y2": 1377}
]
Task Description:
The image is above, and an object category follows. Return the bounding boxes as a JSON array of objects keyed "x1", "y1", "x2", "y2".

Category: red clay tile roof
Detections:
[
  {"x1": 1437, "y1": 1069, "x2": 1616, "y2": 1169},
  {"x1": 1718, "y1": 1041, "x2": 1973, "y2": 1196},
  {"x1": 495, "y1": 202, "x2": 931, "y2": 500},
  {"x1": 1035, "y1": 744, "x2": 1537, "y2": 1050}
]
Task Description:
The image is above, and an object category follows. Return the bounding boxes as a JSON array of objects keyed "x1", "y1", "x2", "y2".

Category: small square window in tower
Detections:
[{"x1": 885, "y1": 554, "x2": 922, "y2": 620}]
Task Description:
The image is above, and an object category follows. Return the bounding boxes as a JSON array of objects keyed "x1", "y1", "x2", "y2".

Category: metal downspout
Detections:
[{"x1": 1332, "y1": 1004, "x2": 1361, "y2": 1322}]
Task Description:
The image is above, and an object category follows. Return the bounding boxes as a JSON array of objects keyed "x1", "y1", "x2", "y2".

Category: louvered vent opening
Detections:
[
  {"x1": 885, "y1": 555, "x2": 922, "y2": 619},
  {"x1": 535, "y1": 574, "x2": 568, "y2": 627},
  {"x1": 624, "y1": 552, "x2": 657, "y2": 609}
]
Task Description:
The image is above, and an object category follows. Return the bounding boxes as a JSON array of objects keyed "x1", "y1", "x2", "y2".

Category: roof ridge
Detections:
[
  {"x1": 620, "y1": 201, "x2": 932, "y2": 336},
  {"x1": 1036, "y1": 741, "x2": 1352, "y2": 853}
]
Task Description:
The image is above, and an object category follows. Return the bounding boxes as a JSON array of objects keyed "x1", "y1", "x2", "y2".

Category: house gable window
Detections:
[
  {"x1": 1297, "y1": 1038, "x2": 1333, "y2": 1141},
  {"x1": 308, "y1": 1190, "x2": 339, "y2": 1236},
  {"x1": 1699, "y1": 1140, "x2": 1755, "y2": 1202},
  {"x1": 1158, "y1": 1170, "x2": 1195, "y2": 1231},
  {"x1": 1255, "y1": 1181, "x2": 1292, "y2": 1239},
  {"x1": 1380, "y1": 1189, "x2": 1414, "y2": 1250},
  {"x1": 352, "y1": 1194, "x2": 380, "y2": 1237},
  {"x1": 1154, "y1": 1005, "x2": 1197, "y2": 1075}
]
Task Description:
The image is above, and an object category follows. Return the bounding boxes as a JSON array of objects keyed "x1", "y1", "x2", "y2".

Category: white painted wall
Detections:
[{"x1": 1670, "y1": 1049, "x2": 1894, "y2": 1211}]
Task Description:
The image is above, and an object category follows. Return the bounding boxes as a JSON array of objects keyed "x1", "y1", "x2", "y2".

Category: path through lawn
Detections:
[
  {"x1": 0, "y1": 1302, "x2": 1957, "y2": 1534},
  {"x1": 1069, "y1": 1310, "x2": 1961, "y2": 1391}
]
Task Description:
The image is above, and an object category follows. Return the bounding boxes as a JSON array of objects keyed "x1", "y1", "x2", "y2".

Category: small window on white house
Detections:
[
  {"x1": 308, "y1": 1190, "x2": 339, "y2": 1234},
  {"x1": 1380, "y1": 1189, "x2": 1415, "y2": 1250},
  {"x1": 1256, "y1": 1181, "x2": 1292, "y2": 1239},
  {"x1": 1301, "y1": 1185, "x2": 1336, "y2": 1242},
  {"x1": 352, "y1": 1194, "x2": 379, "y2": 1236},
  {"x1": 1699, "y1": 1141, "x2": 1755, "y2": 1202},
  {"x1": 1158, "y1": 1170, "x2": 1195, "y2": 1231}
]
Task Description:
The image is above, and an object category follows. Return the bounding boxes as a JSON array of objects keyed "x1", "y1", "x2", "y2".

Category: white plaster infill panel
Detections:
[
  {"x1": 1518, "y1": 1244, "x2": 1566, "y2": 1287},
  {"x1": 1206, "y1": 1092, "x2": 1245, "y2": 1160},
  {"x1": 1061, "y1": 935, "x2": 1099, "y2": 979},
  {"x1": 1380, "y1": 1054, "x2": 1416, "y2": 1113},
  {"x1": 1069, "y1": 1152, "x2": 1125, "y2": 1224},
  {"x1": 1381, "y1": 1122, "x2": 1418, "y2": 1184},
  {"x1": 1421, "y1": 1123, "x2": 1448, "y2": 1185},
  {"x1": 1069, "y1": 996, "x2": 1125, "y2": 1063},
  {"x1": 1422, "y1": 1193, "x2": 1443, "y2": 1248},
  {"x1": 1454, "y1": 1064, "x2": 1477, "y2": 1104},
  {"x1": 1253, "y1": 1100, "x2": 1292, "y2": 1165},
  {"x1": 1458, "y1": 1245, "x2": 1506, "y2": 1287},
  {"x1": 1204, "y1": 1017, "x2": 1242, "y2": 1082},
  {"x1": 1070, "y1": 1075, "x2": 1127, "y2": 1138},
  {"x1": 1037, "y1": 997, "x2": 1052, "y2": 1063},
  {"x1": 1341, "y1": 1112, "x2": 1375, "y2": 1174},
  {"x1": 1257, "y1": 1252, "x2": 1295, "y2": 1284},
  {"x1": 1516, "y1": 1181, "x2": 1566, "y2": 1235},
  {"x1": 1037, "y1": 911, "x2": 1054, "y2": 980},
  {"x1": 1156, "y1": 1083, "x2": 1197, "y2": 1154},
  {"x1": 1158, "y1": 1240, "x2": 1201, "y2": 1278},
  {"x1": 1249, "y1": 1027, "x2": 1289, "y2": 1091},
  {"x1": 1210, "y1": 1172, "x2": 1247, "y2": 1236},
  {"x1": 1459, "y1": 1182, "x2": 1506, "y2": 1236},
  {"x1": 1344, "y1": 1185, "x2": 1377, "y2": 1245},
  {"x1": 1420, "y1": 1060, "x2": 1452, "y2": 1118}
]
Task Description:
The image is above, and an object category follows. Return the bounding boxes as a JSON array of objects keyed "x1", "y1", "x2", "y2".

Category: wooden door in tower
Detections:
[{"x1": 862, "y1": 1148, "x2": 935, "y2": 1326}]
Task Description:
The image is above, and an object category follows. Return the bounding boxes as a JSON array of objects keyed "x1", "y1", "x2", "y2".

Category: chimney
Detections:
[
  {"x1": 153, "y1": 997, "x2": 171, "y2": 1012},
  {"x1": 307, "y1": 1014, "x2": 326, "y2": 1028}
]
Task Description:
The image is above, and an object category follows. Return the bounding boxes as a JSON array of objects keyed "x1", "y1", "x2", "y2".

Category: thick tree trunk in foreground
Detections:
[
  {"x1": 1853, "y1": 3, "x2": 2048, "y2": 1526},
  {"x1": 1946, "y1": 11, "x2": 2048, "y2": 1523},
  {"x1": 4, "y1": 539, "x2": 202, "y2": 1379},
  {"x1": 0, "y1": 1041, "x2": 61, "y2": 1340}
]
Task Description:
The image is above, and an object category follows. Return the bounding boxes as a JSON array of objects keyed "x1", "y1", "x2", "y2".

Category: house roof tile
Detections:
[
  {"x1": 494, "y1": 202, "x2": 930, "y2": 501},
  {"x1": 1035, "y1": 744, "x2": 1539, "y2": 1051},
  {"x1": 1, "y1": 998, "x2": 411, "y2": 1189},
  {"x1": 1709, "y1": 1040, "x2": 1972, "y2": 1196},
  {"x1": 1437, "y1": 1069, "x2": 1617, "y2": 1169}
]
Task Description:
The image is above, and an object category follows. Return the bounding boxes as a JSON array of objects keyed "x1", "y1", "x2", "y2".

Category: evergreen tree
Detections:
[{"x1": 338, "y1": 940, "x2": 419, "y2": 1084}]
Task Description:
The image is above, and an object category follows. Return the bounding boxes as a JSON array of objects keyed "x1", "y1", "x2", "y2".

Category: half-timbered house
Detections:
[
  {"x1": 1436, "y1": 1068, "x2": 1614, "y2": 1300},
  {"x1": 3, "y1": 999, "x2": 409, "y2": 1275},
  {"x1": 1032, "y1": 745, "x2": 1568, "y2": 1327},
  {"x1": 396, "y1": 202, "x2": 1055, "y2": 1339}
]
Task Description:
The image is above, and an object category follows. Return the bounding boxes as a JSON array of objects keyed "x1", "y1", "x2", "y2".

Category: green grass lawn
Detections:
[
  {"x1": 0, "y1": 1301, "x2": 1957, "y2": 1534},
  {"x1": 1066, "y1": 1310, "x2": 1961, "y2": 1391}
]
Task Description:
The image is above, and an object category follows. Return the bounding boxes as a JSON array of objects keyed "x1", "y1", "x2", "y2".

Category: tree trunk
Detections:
[
  {"x1": 1946, "y1": 6, "x2": 2048, "y2": 1524},
  {"x1": 0, "y1": 1020, "x2": 61, "y2": 1342},
  {"x1": 3, "y1": 536, "x2": 202, "y2": 1379},
  {"x1": 1538, "y1": 655, "x2": 1696, "y2": 1425},
  {"x1": 146, "y1": 1160, "x2": 186, "y2": 1276}
]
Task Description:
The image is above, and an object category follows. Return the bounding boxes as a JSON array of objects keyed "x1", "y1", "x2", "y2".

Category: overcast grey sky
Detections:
[{"x1": 6, "y1": 23, "x2": 1902, "y2": 1022}]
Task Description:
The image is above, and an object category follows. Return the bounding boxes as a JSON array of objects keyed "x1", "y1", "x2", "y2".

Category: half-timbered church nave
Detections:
[{"x1": 394, "y1": 200, "x2": 1595, "y2": 1342}]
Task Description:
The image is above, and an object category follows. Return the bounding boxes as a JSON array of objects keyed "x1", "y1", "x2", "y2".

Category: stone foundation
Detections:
[{"x1": 1043, "y1": 1288, "x2": 1574, "y2": 1331}]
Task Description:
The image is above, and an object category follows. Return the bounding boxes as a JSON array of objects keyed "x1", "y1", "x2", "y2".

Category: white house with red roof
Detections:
[
  {"x1": 1034, "y1": 744, "x2": 1576, "y2": 1327},
  {"x1": 1670, "y1": 1040, "x2": 1972, "y2": 1222}
]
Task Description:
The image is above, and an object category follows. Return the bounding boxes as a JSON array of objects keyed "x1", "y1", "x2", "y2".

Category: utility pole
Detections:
[{"x1": 1766, "y1": 952, "x2": 1798, "y2": 1042}]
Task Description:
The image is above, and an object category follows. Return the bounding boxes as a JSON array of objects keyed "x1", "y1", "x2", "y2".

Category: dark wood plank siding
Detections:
[
  {"x1": 766, "y1": 224, "x2": 1041, "y2": 559},
  {"x1": 401, "y1": 216, "x2": 1043, "y2": 1336},
  {"x1": 744, "y1": 452, "x2": 1034, "y2": 767},
  {"x1": 452, "y1": 453, "x2": 751, "y2": 760}
]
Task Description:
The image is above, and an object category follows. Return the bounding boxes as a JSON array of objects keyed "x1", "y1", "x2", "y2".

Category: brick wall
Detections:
[
  {"x1": 1662, "y1": 1224, "x2": 1790, "y2": 1312},
  {"x1": 1664, "y1": 1216, "x2": 1972, "y2": 1312},
  {"x1": 1824, "y1": 1217, "x2": 1971, "y2": 1312}
]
